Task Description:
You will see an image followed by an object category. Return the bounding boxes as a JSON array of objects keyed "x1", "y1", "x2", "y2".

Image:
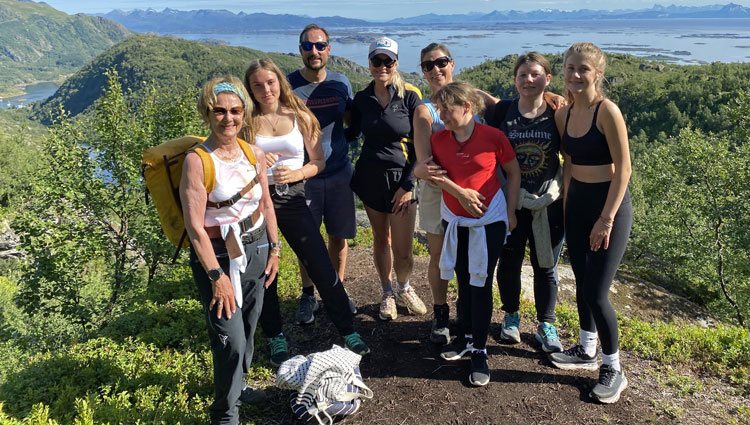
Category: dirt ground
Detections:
[{"x1": 246, "y1": 244, "x2": 748, "y2": 425}]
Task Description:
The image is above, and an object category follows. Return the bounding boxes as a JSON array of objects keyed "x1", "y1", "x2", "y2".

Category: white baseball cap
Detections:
[{"x1": 368, "y1": 36, "x2": 398, "y2": 60}]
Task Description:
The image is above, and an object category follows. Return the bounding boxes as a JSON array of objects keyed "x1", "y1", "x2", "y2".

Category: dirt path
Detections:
[{"x1": 249, "y1": 244, "x2": 746, "y2": 425}]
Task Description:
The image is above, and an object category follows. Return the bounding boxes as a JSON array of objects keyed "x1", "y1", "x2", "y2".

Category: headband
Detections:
[{"x1": 213, "y1": 82, "x2": 247, "y2": 107}]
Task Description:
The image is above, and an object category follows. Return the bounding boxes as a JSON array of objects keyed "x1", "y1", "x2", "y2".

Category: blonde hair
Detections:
[
  {"x1": 242, "y1": 58, "x2": 320, "y2": 143},
  {"x1": 431, "y1": 81, "x2": 485, "y2": 116},
  {"x1": 386, "y1": 66, "x2": 406, "y2": 99},
  {"x1": 197, "y1": 75, "x2": 253, "y2": 135},
  {"x1": 563, "y1": 42, "x2": 607, "y2": 103}
]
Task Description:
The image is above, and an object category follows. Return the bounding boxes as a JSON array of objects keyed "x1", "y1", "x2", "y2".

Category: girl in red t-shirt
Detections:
[{"x1": 429, "y1": 81, "x2": 520, "y2": 387}]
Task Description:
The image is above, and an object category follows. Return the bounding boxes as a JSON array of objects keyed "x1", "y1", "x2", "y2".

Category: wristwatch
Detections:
[
  {"x1": 207, "y1": 268, "x2": 224, "y2": 282},
  {"x1": 270, "y1": 241, "x2": 282, "y2": 249}
]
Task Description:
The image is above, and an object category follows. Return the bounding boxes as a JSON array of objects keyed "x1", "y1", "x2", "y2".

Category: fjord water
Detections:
[{"x1": 175, "y1": 19, "x2": 750, "y2": 74}]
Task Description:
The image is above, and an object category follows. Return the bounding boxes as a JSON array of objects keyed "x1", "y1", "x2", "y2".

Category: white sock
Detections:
[
  {"x1": 465, "y1": 334, "x2": 473, "y2": 342},
  {"x1": 579, "y1": 329, "x2": 598, "y2": 357},
  {"x1": 602, "y1": 351, "x2": 621, "y2": 372},
  {"x1": 397, "y1": 280, "x2": 411, "y2": 292}
]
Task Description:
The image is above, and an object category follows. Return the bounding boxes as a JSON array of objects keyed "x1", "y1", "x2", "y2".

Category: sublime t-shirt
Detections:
[{"x1": 493, "y1": 99, "x2": 560, "y2": 195}]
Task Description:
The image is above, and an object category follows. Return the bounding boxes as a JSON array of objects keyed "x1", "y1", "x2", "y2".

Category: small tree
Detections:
[
  {"x1": 635, "y1": 122, "x2": 750, "y2": 325},
  {"x1": 14, "y1": 69, "x2": 203, "y2": 332}
]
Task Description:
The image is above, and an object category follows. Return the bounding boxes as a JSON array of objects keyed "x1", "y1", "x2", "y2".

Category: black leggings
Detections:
[
  {"x1": 450, "y1": 220, "x2": 506, "y2": 351},
  {"x1": 259, "y1": 181, "x2": 354, "y2": 337},
  {"x1": 565, "y1": 179, "x2": 632, "y2": 355},
  {"x1": 497, "y1": 199, "x2": 565, "y2": 322}
]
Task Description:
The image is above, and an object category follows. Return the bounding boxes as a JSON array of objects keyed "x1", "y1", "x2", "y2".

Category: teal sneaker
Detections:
[
  {"x1": 499, "y1": 311, "x2": 521, "y2": 343},
  {"x1": 344, "y1": 332, "x2": 371, "y2": 356},
  {"x1": 268, "y1": 334, "x2": 289, "y2": 366},
  {"x1": 535, "y1": 322, "x2": 563, "y2": 353}
]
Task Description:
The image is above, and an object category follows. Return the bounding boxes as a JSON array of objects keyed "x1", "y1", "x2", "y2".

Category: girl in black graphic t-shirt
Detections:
[{"x1": 487, "y1": 52, "x2": 566, "y2": 354}]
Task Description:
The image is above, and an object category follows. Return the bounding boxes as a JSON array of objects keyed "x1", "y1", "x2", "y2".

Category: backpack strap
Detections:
[{"x1": 191, "y1": 145, "x2": 216, "y2": 193}]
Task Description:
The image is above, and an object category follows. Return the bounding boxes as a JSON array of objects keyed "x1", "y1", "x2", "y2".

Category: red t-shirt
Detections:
[{"x1": 431, "y1": 123, "x2": 516, "y2": 217}]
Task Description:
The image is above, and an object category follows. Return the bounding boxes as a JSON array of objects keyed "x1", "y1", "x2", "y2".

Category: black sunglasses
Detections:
[
  {"x1": 370, "y1": 56, "x2": 396, "y2": 68},
  {"x1": 420, "y1": 56, "x2": 452, "y2": 72},
  {"x1": 300, "y1": 41, "x2": 329, "y2": 51}
]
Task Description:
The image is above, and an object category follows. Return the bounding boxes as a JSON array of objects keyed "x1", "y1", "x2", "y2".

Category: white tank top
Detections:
[
  {"x1": 254, "y1": 119, "x2": 305, "y2": 185},
  {"x1": 203, "y1": 146, "x2": 264, "y2": 230}
]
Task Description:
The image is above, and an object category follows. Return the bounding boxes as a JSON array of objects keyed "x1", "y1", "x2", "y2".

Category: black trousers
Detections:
[
  {"x1": 451, "y1": 220, "x2": 506, "y2": 350},
  {"x1": 190, "y1": 230, "x2": 268, "y2": 425},
  {"x1": 497, "y1": 199, "x2": 565, "y2": 322},
  {"x1": 565, "y1": 179, "x2": 632, "y2": 355},
  {"x1": 259, "y1": 181, "x2": 354, "y2": 337}
]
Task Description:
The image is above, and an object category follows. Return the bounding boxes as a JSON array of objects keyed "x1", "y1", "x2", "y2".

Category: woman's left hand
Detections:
[
  {"x1": 589, "y1": 217, "x2": 612, "y2": 251},
  {"x1": 273, "y1": 165, "x2": 299, "y2": 185},
  {"x1": 507, "y1": 210, "x2": 517, "y2": 232},
  {"x1": 264, "y1": 251, "x2": 279, "y2": 287},
  {"x1": 391, "y1": 187, "x2": 415, "y2": 216}
]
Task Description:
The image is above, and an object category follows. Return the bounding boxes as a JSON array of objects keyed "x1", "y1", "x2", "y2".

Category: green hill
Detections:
[
  {"x1": 34, "y1": 34, "x2": 371, "y2": 123},
  {"x1": 0, "y1": 0, "x2": 130, "y2": 96}
]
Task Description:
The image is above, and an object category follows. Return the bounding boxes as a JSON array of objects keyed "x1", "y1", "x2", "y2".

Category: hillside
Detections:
[
  {"x1": 34, "y1": 34, "x2": 371, "y2": 122},
  {"x1": 0, "y1": 0, "x2": 130, "y2": 96}
]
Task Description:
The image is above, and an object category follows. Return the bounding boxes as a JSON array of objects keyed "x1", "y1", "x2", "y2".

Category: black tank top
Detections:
[{"x1": 562, "y1": 102, "x2": 613, "y2": 166}]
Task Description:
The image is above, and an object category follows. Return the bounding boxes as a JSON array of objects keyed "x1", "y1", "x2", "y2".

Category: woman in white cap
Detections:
[{"x1": 347, "y1": 36, "x2": 428, "y2": 322}]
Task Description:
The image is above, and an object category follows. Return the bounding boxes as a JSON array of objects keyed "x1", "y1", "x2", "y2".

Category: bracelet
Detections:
[
  {"x1": 599, "y1": 216, "x2": 614, "y2": 228},
  {"x1": 270, "y1": 247, "x2": 281, "y2": 257},
  {"x1": 300, "y1": 168, "x2": 306, "y2": 180}
]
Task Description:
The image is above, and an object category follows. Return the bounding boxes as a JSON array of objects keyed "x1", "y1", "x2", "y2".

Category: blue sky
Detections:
[{"x1": 42, "y1": 1, "x2": 750, "y2": 20}]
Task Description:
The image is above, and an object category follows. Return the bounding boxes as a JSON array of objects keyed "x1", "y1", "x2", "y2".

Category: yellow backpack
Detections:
[{"x1": 141, "y1": 135, "x2": 257, "y2": 252}]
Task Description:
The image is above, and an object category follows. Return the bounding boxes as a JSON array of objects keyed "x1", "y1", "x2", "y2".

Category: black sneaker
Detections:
[
  {"x1": 239, "y1": 386, "x2": 267, "y2": 405},
  {"x1": 296, "y1": 293, "x2": 319, "y2": 325},
  {"x1": 469, "y1": 351, "x2": 490, "y2": 386},
  {"x1": 549, "y1": 344, "x2": 599, "y2": 371},
  {"x1": 440, "y1": 336, "x2": 473, "y2": 361},
  {"x1": 430, "y1": 304, "x2": 451, "y2": 345},
  {"x1": 590, "y1": 364, "x2": 628, "y2": 404}
]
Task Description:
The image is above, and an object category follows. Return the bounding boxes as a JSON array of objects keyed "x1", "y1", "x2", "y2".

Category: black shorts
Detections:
[{"x1": 350, "y1": 159, "x2": 406, "y2": 214}]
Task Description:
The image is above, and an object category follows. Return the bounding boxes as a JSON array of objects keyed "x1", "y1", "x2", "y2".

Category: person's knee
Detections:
[{"x1": 328, "y1": 235, "x2": 347, "y2": 251}]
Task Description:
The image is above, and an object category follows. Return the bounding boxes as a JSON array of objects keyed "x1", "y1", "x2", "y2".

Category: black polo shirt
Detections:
[{"x1": 347, "y1": 81, "x2": 422, "y2": 190}]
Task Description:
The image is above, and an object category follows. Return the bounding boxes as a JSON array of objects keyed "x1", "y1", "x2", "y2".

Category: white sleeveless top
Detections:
[
  {"x1": 203, "y1": 146, "x2": 264, "y2": 230},
  {"x1": 254, "y1": 119, "x2": 305, "y2": 185}
]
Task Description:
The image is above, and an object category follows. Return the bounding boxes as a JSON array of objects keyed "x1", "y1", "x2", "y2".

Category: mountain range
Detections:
[
  {"x1": 101, "y1": 3, "x2": 750, "y2": 33},
  {"x1": 0, "y1": 0, "x2": 129, "y2": 95}
]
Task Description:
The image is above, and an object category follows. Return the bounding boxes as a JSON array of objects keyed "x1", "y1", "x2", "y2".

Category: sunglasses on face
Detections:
[
  {"x1": 300, "y1": 41, "x2": 329, "y2": 51},
  {"x1": 370, "y1": 56, "x2": 396, "y2": 68},
  {"x1": 211, "y1": 107, "x2": 244, "y2": 117},
  {"x1": 420, "y1": 56, "x2": 452, "y2": 72}
]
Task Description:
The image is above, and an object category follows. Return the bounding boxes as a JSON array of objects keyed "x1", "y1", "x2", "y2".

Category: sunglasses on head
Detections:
[
  {"x1": 370, "y1": 56, "x2": 396, "y2": 68},
  {"x1": 211, "y1": 106, "x2": 244, "y2": 117},
  {"x1": 420, "y1": 56, "x2": 452, "y2": 72},
  {"x1": 300, "y1": 41, "x2": 329, "y2": 51}
]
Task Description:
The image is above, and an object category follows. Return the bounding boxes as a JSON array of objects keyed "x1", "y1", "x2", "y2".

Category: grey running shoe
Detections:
[
  {"x1": 590, "y1": 364, "x2": 628, "y2": 404},
  {"x1": 535, "y1": 322, "x2": 563, "y2": 353},
  {"x1": 268, "y1": 335, "x2": 290, "y2": 366},
  {"x1": 343, "y1": 332, "x2": 371, "y2": 356},
  {"x1": 239, "y1": 386, "x2": 267, "y2": 405},
  {"x1": 549, "y1": 344, "x2": 599, "y2": 371},
  {"x1": 395, "y1": 286, "x2": 428, "y2": 315},
  {"x1": 430, "y1": 304, "x2": 451, "y2": 345},
  {"x1": 379, "y1": 293, "x2": 397, "y2": 321},
  {"x1": 296, "y1": 292, "x2": 319, "y2": 325},
  {"x1": 499, "y1": 311, "x2": 521, "y2": 343},
  {"x1": 469, "y1": 351, "x2": 490, "y2": 386},
  {"x1": 440, "y1": 336, "x2": 474, "y2": 361}
]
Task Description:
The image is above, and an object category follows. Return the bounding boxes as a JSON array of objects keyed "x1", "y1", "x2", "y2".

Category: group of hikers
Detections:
[{"x1": 178, "y1": 23, "x2": 632, "y2": 424}]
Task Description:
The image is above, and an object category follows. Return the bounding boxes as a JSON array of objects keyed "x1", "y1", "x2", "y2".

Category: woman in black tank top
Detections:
[{"x1": 550, "y1": 43, "x2": 633, "y2": 405}]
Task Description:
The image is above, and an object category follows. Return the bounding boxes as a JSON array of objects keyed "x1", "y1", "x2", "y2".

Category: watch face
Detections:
[{"x1": 208, "y1": 268, "x2": 223, "y2": 281}]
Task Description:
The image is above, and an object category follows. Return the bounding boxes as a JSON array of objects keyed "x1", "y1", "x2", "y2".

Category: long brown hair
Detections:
[{"x1": 242, "y1": 58, "x2": 320, "y2": 143}]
